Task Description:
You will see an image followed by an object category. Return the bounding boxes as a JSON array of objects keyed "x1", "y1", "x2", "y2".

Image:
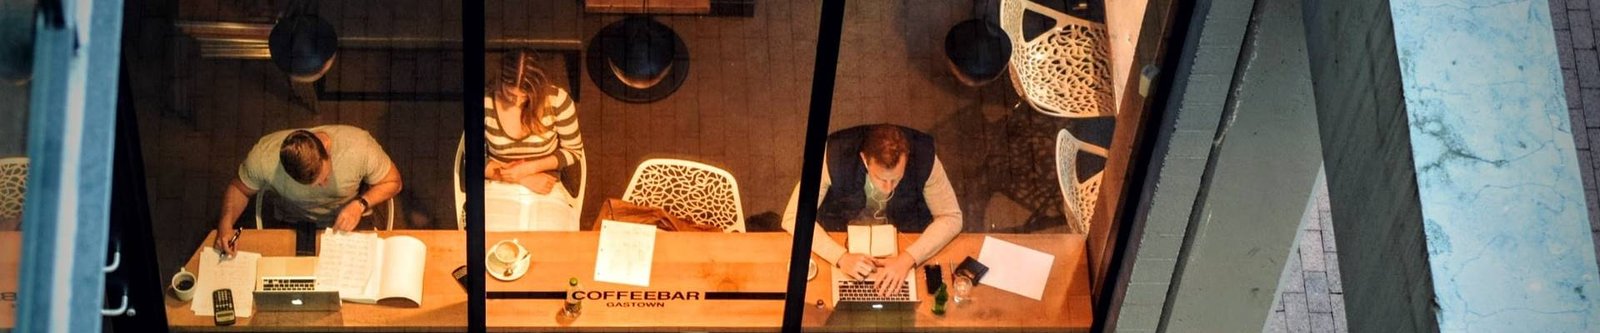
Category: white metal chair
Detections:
[
  {"x1": 455, "y1": 135, "x2": 466, "y2": 230},
  {"x1": 254, "y1": 188, "x2": 394, "y2": 230},
  {"x1": 0, "y1": 157, "x2": 28, "y2": 225},
  {"x1": 1000, "y1": 0, "x2": 1115, "y2": 118},
  {"x1": 621, "y1": 158, "x2": 745, "y2": 233},
  {"x1": 1056, "y1": 129, "x2": 1108, "y2": 234}
]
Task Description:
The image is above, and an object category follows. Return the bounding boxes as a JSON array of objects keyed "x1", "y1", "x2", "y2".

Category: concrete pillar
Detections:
[
  {"x1": 1158, "y1": 0, "x2": 1324, "y2": 330},
  {"x1": 1301, "y1": 0, "x2": 1600, "y2": 331},
  {"x1": 1111, "y1": 0, "x2": 1323, "y2": 331}
]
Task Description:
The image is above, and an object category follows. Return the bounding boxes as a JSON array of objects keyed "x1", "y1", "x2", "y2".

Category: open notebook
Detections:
[
  {"x1": 313, "y1": 230, "x2": 428, "y2": 307},
  {"x1": 847, "y1": 224, "x2": 898, "y2": 257}
]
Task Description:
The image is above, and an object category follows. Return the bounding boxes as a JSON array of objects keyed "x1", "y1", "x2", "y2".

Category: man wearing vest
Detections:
[{"x1": 782, "y1": 124, "x2": 963, "y2": 297}]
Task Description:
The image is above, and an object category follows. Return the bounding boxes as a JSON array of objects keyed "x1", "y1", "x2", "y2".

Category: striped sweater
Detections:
[{"x1": 484, "y1": 87, "x2": 583, "y2": 169}]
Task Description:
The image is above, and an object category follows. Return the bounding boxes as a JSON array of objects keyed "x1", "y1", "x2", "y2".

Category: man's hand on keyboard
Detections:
[
  {"x1": 870, "y1": 252, "x2": 916, "y2": 297},
  {"x1": 838, "y1": 253, "x2": 876, "y2": 280}
]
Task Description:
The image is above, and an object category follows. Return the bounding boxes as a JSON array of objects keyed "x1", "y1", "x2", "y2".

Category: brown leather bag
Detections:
[{"x1": 595, "y1": 199, "x2": 722, "y2": 232}]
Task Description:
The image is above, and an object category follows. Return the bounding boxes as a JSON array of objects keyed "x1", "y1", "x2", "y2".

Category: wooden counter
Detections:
[
  {"x1": 1, "y1": 232, "x2": 18, "y2": 329},
  {"x1": 138, "y1": 229, "x2": 1089, "y2": 332},
  {"x1": 485, "y1": 231, "x2": 793, "y2": 331},
  {"x1": 163, "y1": 230, "x2": 469, "y2": 332},
  {"x1": 800, "y1": 233, "x2": 1093, "y2": 332}
]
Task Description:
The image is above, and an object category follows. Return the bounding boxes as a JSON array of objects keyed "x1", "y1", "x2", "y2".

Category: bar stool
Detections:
[
  {"x1": 944, "y1": 19, "x2": 1012, "y2": 87},
  {"x1": 587, "y1": 16, "x2": 690, "y2": 103}
]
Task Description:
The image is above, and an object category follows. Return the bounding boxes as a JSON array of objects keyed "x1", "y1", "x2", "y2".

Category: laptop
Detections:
[
  {"x1": 830, "y1": 267, "x2": 920, "y2": 311},
  {"x1": 254, "y1": 256, "x2": 341, "y2": 312}
]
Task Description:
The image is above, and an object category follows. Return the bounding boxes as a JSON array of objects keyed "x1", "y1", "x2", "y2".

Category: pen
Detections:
[{"x1": 229, "y1": 226, "x2": 242, "y2": 250}]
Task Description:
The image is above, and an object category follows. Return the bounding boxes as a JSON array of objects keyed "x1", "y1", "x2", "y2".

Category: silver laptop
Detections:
[
  {"x1": 830, "y1": 267, "x2": 920, "y2": 311},
  {"x1": 254, "y1": 257, "x2": 341, "y2": 312}
]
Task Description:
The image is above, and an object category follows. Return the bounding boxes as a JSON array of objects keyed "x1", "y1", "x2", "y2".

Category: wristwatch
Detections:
[{"x1": 355, "y1": 197, "x2": 370, "y2": 212}]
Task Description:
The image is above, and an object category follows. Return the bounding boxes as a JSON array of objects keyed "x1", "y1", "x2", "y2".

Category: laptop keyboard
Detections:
[
  {"x1": 838, "y1": 279, "x2": 913, "y2": 302},
  {"x1": 262, "y1": 278, "x2": 316, "y2": 291}
]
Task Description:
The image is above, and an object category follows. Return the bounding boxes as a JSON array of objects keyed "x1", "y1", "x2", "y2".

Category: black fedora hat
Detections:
[
  {"x1": 269, "y1": 15, "x2": 338, "y2": 82},
  {"x1": 586, "y1": 16, "x2": 690, "y2": 103}
]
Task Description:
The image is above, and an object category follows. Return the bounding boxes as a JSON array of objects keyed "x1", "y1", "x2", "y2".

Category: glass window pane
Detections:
[
  {"x1": 125, "y1": 0, "x2": 467, "y2": 329},
  {"x1": 795, "y1": 0, "x2": 1141, "y2": 330},
  {"x1": 482, "y1": 1, "x2": 818, "y2": 330},
  {"x1": 0, "y1": 0, "x2": 29, "y2": 328}
]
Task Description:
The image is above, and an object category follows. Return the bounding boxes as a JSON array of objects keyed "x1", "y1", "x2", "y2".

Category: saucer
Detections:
[
  {"x1": 807, "y1": 260, "x2": 817, "y2": 281},
  {"x1": 487, "y1": 254, "x2": 531, "y2": 281}
]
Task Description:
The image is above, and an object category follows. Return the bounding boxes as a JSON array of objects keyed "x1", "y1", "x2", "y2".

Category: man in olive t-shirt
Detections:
[{"x1": 212, "y1": 125, "x2": 403, "y2": 256}]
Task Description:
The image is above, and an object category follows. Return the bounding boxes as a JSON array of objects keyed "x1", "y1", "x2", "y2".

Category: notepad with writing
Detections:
[
  {"x1": 847, "y1": 224, "x2": 898, "y2": 257},
  {"x1": 313, "y1": 230, "x2": 428, "y2": 307}
]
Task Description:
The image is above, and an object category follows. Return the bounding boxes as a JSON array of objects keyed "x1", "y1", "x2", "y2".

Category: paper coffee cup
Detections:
[{"x1": 171, "y1": 267, "x2": 196, "y2": 301}]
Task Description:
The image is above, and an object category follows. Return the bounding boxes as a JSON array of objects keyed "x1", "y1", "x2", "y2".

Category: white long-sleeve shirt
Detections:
[{"x1": 781, "y1": 155, "x2": 963, "y2": 266}]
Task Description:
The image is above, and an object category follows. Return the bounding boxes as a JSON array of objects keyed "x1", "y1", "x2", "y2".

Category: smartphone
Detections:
[
  {"x1": 923, "y1": 264, "x2": 944, "y2": 295},
  {"x1": 213, "y1": 289, "x2": 236, "y2": 326}
]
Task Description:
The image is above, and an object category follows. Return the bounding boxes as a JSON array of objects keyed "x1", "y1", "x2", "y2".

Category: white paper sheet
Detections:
[
  {"x1": 485, "y1": 181, "x2": 578, "y2": 232},
  {"x1": 314, "y1": 230, "x2": 379, "y2": 299},
  {"x1": 594, "y1": 220, "x2": 657, "y2": 287},
  {"x1": 976, "y1": 236, "x2": 1055, "y2": 300},
  {"x1": 191, "y1": 248, "x2": 260, "y2": 317}
]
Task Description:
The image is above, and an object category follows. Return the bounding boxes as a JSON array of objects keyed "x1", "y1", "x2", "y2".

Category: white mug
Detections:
[
  {"x1": 490, "y1": 239, "x2": 529, "y2": 267},
  {"x1": 171, "y1": 267, "x2": 196, "y2": 301}
]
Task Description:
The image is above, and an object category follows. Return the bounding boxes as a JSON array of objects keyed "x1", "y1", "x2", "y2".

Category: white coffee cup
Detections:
[
  {"x1": 489, "y1": 239, "x2": 529, "y2": 271},
  {"x1": 171, "y1": 267, "x2": 196, "y2": 301}
]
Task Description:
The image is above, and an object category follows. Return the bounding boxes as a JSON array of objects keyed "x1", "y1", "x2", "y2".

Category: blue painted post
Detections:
[
  {"x1": 16, "y1": 0, "x2": 125, "y2": 331},
  {"x1": 1390, "y1": 0, "x2": 1596, "y2": 330}
]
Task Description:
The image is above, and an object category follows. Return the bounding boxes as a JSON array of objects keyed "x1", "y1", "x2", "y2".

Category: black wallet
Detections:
[{"x1": 955, "y1": 256, "x2": 989, "y2": 283}]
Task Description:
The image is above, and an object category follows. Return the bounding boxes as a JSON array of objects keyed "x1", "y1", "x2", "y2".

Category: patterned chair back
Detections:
[
  {"x1": 1057, "y1": 130, "x2": 1108, "y2": 234},
  {"x1": 1001, "y1": 0, "x2": 1116, "y2": 118},
  {"x1": 0, "y1": 157, "x2": 28, "y2": 223},
  {"x1": 622, "y1": 159, "x2": 745, "y2": 233}
]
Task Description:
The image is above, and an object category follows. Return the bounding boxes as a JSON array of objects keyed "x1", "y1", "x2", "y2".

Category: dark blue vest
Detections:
[{"x1": 818, "y1": 125, "x2": 937, "y2": 232}]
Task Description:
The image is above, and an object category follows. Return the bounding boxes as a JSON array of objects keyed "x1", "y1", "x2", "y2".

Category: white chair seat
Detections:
[
  {"x1": 1001, "y1": 0, "x2": 1115, "y2": 118},
  {"x1": 622, "y1": 158, "x2": 745, "y2": 233}
]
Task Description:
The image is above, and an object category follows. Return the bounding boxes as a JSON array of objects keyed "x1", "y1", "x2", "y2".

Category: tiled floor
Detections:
[
  {"x1": 568, "y1": 1, "x2": 821, "y2": 229},
  {"x1": 127, "y1": 0, "x2": 466, "y2": 276},
  {"x1": 1267, "y1": 181, "x2": 1347, "y2": 333},
  {"x1": 125, "y1": 0, "x2": 823, "y2": 275},
  {"x1": 832, "y1": 0, "x2": 1115, "y2": 234},
  {"x1": 1550, "y1": 0, "x2": 1600, "y2": 263}
]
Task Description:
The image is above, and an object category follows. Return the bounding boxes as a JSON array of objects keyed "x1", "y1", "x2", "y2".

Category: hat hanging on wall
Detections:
[
  {"x1": 586, "y1": 16, "x2": 690, "y2": 103},
  {"x1": 269, "y1": 15, "x2": 338, "y2": 83}
]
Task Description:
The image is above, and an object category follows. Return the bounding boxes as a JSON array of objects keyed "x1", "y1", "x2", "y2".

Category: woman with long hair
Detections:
[{"x1": 485, "y1": 50, "x2": 583, "y2": 198}]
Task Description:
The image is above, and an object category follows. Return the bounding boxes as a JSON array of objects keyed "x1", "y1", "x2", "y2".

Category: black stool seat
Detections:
[
  {"x1": 587, "y1": 16, "x2": 690, "y2": 103},
  {"x1": 945, "y1": 19, "x2": 1011, "y2": 87},
  {"x1": 269, "y1": 15, "x2": 338, "y2": 82}
]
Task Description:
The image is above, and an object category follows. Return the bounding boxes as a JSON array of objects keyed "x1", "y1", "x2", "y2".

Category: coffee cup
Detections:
[
  {"x1": 489, "y1": 239, "x2": 529, "y2": 274},
  {"x1": 171, "y1": 267, "x2": 196, "y2": 301}
]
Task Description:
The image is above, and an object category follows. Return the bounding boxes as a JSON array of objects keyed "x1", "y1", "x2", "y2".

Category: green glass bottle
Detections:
[
  {"x1": 932, "y1": 284, "x2": 949, "y2": 316},
  {"x1": 563, "y1": 277, "x2": 582, "y2": 318}
]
